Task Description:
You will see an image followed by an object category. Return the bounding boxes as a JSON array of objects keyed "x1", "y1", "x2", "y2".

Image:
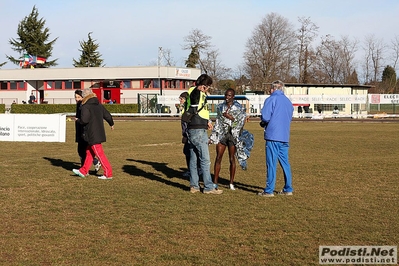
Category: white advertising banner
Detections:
[
  {"x1": 158, "y1": 94, "x2": 368, "y2": 106},
  {"x1": 288, "y1": 94, "x2": 367, "y2": 104},
  {"x1": 368, "y1": 94, "x2": 399, "y2": 104},
  {"x1": 157, "y1": 95, "x2": 180, "y2": 105},
  {"x1": 0, "y1": 113, "x2": 66, "y2": 142}
]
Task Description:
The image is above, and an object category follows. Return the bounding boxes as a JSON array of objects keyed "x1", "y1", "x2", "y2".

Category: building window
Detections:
[
  {"x1": 45, "y1": 81, "x2": 53, "y2": 89},
  {"x1": 65, "y1": 80, "x2": 73, "y2": 89},
  {"x1": 74, "y1": 81, "x2": 81, "y2": 89},
  {"x1": 316, "y1": 104, "x2": 345, "y2": 112},
  {"x1": 123, "y1": 80, "x2": 131, "y2": 88},
  {"x1": 144, "y1": 79, "x2": 152, "y2": 88},
  {"x1": 10, "y1": 82, "x2": 17, "y2": 90},
  {"x1": 1, "y1": 82, "x2": 7, "y2": 90},
  {"x1": 17, "y1": 81, "x2": 26, "y2": 90},
  {"x1": 55, "y1": 80, "x2": 62, "y2": 89},
  {"x1": 45, "y1": 81, "x2": 63, "y2": 89},
  {"x1": 66, "y1": 80, "x2": 82, "y2": 89},
  {"x1": 153, "y1": 79, "x2": 160, "y2": 88}
]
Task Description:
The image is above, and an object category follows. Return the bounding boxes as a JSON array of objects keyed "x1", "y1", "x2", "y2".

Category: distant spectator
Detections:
[
  {"x1": 297, "y1": 106, "x2": 303, "y2": 118},
  {"x1": 28, "y1": 92, "x2": 36, "y2": 104},
  {"x1": 333, "y1": 106, "x2": 339, "y2": 118}
]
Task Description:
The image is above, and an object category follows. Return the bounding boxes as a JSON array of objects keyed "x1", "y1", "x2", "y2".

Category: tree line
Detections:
[{"x1": 2, "y1": 7, "x2": 398, "y2": 94}]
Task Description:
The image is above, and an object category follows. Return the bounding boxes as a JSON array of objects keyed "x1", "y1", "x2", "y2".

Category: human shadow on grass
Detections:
[
  {"x1": 224, "y1": 180, "x2": 264, "y2": 194},
  {"x1": 43, "y1": 157, "x2": 99, "y2": 176},
  {"x1": 43, "y1": 157, "x2": 79, "y2": 171},
  {"x1": 123, "y1": 159, "x2": 188, "y2": 191}
]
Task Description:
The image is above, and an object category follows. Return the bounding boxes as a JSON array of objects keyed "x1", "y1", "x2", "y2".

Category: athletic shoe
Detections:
[
  {"x1": 204, "y1": 189, "x2": 223, "y2": 194},
  {"x1": 98, "y1": 175, "x2": 112, "y2": 180},
  {"x1": 72, "y1": 169, "x2": 85, "y2": 178},
  {"x1": 229, "y1": 184, "x2": 236, "y2": 190},
  {"x1": 94, "y1": 162, "x2": 102, "y2": 172},
  {"x1": 277, "y1": 190, "x2": 293, "y2": 196},
  {"x1": 190, "y1": 187, "x2": 200, "y2": 193},
  {"x1": 213, "y1": 183, "x2": 219, "y2": 190},
  {"x1": 257, "y1": 191, "x2": 274, "y2": 197}
]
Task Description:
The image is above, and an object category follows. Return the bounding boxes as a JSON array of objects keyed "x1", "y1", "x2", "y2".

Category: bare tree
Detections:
[
  {"x1": 312, "y1": 35, "x2": 343, "y2": 83},
  {"x1": 182, "y1": 28, "x2": 212, "y2": 71},
  {"x1": 296, "y1": 17, "x2": 319, "y2": 83},
  {"x1": 340, "y1": 35, "x2": 359, "y2": 83},
  {"x1": 390, "y1": 35, "x2": 399, "y2": 71},
  {"x1": 243, "y1": 12, "x2": 296, "y2": 91},
  {"x1": 362, "y1": 34, "x2": 385, "y2": 83},
  {"x1": 161, "y1": 48, "x2": 176, "y2": 66},
  {"x1": 201, "y1": 49, "x2": 231, "y2": 93}
]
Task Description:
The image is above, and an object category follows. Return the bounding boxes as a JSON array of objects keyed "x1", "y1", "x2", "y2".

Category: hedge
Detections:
[{"x1": 9, "y1": 104, "x2": 139, "y2": 114}]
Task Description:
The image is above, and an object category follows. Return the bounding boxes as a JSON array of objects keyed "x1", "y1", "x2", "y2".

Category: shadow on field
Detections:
[
  {"x1": 233, "y1": 181, "x2": 264, "y2": 194},
  {"x1": 43, "y1": 157, "x2": 79, "y2": 171},
  {"x1": 123, "y1": 159, "x2": 188, "y2": 191}
]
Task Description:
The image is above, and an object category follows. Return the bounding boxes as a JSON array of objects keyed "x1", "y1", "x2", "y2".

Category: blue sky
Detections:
[{"x1": 1, "y1": 0, "x2": 398, "y2": 71}]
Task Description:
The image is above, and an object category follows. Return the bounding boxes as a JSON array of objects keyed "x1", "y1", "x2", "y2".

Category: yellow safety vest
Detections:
[{"x1": 187, "y1": 86, "x2": 209, "y2": 120}]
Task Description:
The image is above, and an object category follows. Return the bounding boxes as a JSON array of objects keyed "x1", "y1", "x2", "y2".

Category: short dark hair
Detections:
[
  {"x1": 195, "y1": 74, "x2": 212, "y2": 86},
  {"x1": 225, "y1": 88, "x2": 235, "y2": 96},
  {"x1": 74, "y1": 89, "x2": 83, "y2": 97},
  {"x1": 179, "y1": 92, "x2": 188, "y2": 99}
]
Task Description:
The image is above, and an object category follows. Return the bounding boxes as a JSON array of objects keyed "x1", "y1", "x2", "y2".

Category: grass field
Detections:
[{"x1": 0, "y1": 119, "x2": 398, "y2": 265}]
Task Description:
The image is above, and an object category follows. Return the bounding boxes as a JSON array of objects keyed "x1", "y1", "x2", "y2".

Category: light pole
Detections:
[{"x1": 158, "y1": 47, "x2": 163, "y2": 95}]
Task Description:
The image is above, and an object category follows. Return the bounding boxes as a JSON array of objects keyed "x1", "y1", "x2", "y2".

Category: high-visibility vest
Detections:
[{"x1": 186, "y1": 86, "x2": 209, "y2": 120}]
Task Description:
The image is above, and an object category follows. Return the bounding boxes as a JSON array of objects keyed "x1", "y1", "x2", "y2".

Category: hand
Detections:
[
  {"x1": 111, "y1": 125, "x2": 114, "y2": 130},
  {"x1": 207, "y1": 121, "x2": 213, "y2": 130},
  {"x1": 223, "y1": 112, "x2": 234, "y2": 121}
]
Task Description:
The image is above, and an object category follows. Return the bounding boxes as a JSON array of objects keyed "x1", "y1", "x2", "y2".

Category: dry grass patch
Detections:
[{"x1": 0, "y1": 120, "x2": 397, "y2": 265}]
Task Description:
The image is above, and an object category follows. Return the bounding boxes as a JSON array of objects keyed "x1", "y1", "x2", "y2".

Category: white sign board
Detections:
[
  {"x1": 0, "y1": 114, "x2": 66, "y2": 142},
  {"x1": 368, "y1": 94, "x2": 399, "y2": 104}
]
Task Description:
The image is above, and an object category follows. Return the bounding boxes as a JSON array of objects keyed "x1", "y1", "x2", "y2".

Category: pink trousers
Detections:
[{"x1": 79, "y1": 143, "x2": 112, "y2": 177}]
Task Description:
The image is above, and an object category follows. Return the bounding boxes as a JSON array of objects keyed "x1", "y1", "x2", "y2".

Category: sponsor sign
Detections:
[{"x1": 0, "y1": 114, "x2": 66, "y2": 142}]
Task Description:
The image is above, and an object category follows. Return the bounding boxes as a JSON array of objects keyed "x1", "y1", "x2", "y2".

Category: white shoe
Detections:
[
  {"x1": 94, "y1": 162, "x2": 102, "y2": 172},
  {"x1": 98, "y1": 175, "x2": 112, "y2": 180},
  {"x1": 72, "y1": 169, "x2": 85, "y2": 178},
  {"x1": 229, "y1": 184, "x2": 236, "y2": 190}
]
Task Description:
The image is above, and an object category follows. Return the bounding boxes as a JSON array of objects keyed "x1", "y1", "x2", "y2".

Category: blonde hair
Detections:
[{"x1": 82, "y1": 88, "x2": 93, "y2": 97}]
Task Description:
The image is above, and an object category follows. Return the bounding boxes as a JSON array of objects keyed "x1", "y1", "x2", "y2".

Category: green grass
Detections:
[{"x1": 0, "y1": 120, "x2": 398, "y2": 265}]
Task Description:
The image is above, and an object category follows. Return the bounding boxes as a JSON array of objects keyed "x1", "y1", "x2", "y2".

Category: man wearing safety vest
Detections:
[{"x1": 185, "y1": 74, "x2": 223, "y2": 195}]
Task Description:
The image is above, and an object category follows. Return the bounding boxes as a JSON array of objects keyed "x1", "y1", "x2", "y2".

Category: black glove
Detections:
[{"x1": 259, "y1": 121, "x2": 267, "y2": 128}]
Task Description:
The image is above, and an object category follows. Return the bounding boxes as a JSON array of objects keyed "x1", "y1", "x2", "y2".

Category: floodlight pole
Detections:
[{"x1": 158, "y1": 47, "x2": 163, "y2": 95}]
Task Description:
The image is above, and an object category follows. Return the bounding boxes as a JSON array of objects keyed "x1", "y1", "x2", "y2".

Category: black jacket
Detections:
[
  {"x1": 75, "y1": 101, "x2": 85, "y2": 143},
  {"x1": 78, "y1": 93, "x2": 114, "y2": 145}
]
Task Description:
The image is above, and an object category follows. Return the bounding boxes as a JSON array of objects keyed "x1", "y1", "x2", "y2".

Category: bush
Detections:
[{"x1": 10, "y1": 104, "x2": 139, "y2": 114}]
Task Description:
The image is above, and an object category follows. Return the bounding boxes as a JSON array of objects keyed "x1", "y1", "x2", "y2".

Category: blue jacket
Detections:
[{"x1": 261, "y1": 90, "x2": 293, "y2": 142}]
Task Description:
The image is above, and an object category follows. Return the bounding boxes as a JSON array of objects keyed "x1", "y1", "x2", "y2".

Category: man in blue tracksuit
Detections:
[{"x1": 258, "y1": 80, "x2": 294, "y2": 197}]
